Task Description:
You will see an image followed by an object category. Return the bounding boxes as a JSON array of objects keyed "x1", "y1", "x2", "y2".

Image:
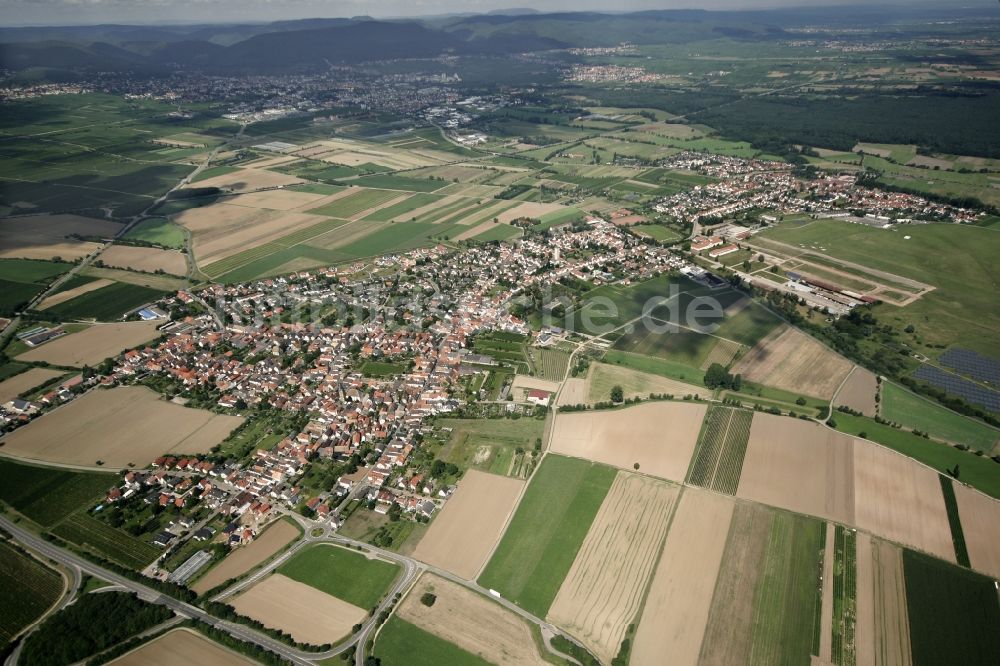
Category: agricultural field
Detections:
[
  {"x1": 902, "y1": 549, "x2": 1000, "y2": 665},
  {"x1": 0, "y1": 259, "x2": 72, "y2": 315},
  {"x1": 435, "y1": 417, "x2": 544, "y2": 478},
  {"x1": 308, "y1": 188, "x2": 405, "y2": 219},
  {"x1": 411, "y1": 469, "x2": 524, "y2": 580},
  {"x1": 686, "y1": 406, "x2": 754, "y2": 495},
  {"x1": 737, "y1": 413, "x2": 856, "y2": 526},
  {"x1": 532, "y1": 347, "x2": 570, "y2": 381},
  {"x1": 854, "y1": 536, "x2": 912, "y2": 666},
  {"x1": 478, "y1": 455, "x2": 616, "y2": 618},
  {"x1": 374, "y1": 616, "x2": 491, "y2": 666},
  {"x1": 36, "y1": 277, "x2": 115, "y2": 310},
  {"x1": 732, "y1": 325, "x2": 853, "y2": 400},
  {"x1": 549, "y1": 401, "x2": 706, "y2": 482},
  {"x1": 1, "y1": 385, "x2": 243, "y2": 468},
  {"x1": 230, "y1": 573, "x2": 366, "y2": 645},
  {"x1": 0, "y1": 214, "x2": 120, "y2": 262},
  {"x1": 548, "y1": 473, "x2": 679, "y2": 665},
  {"x1": 394, "y1": 573, "x2": 550, "y2": 666},
  {"x1": 0, "y1": 541, "x2": 64, "y2": 646},
  {"x1": 51, "y1": 512, "x2": 160, "y2": 569},
  {"x1": 631, "y1": 488, "x2": 735, "y2": 666},
  {"x1": 122, "y1": 218, "x2": 186, "y2": 248},
  {"x1": 191, "y1": 519, "x2": 300, "y2": 595},
  {"x1": 952, "y1": 483, "x2": 1000, "y2": 579},
  {"x1": 109, "y1": 628, "x2": 256, "y2": 666},
  {"x1": 15, "y1": 321, "x2": 161, "y2": 367},
  {"x1": 98, "y1": 244, "x2": 187, "y2": 275},
  {"x1": 830, "y1": 525, "x2": 858, "y2": 666},
  {"x1": 277, "y1": 544, "x2": 399, "y2": 609},
  {"x1": 40, "y1": 281, "x2": 165, "y2": 321},
  {"x1": 880, "y1": 381, "x2": 1000, "y2": 451},
  {"x1": 831, "y1": 411, "x2": 1000, "y2": 499},
  {"x1": 0, "y1": 458, "x2": 115, "y2": 527},
  {"x1": 585, "y1": 362, "x2": 707, "y2": 403},
  {"x1": 833, "y1": 367, "x2": 879, "y2": 417},
  {"x1": 0, "y1": 367, "x2": 64, "y2": 404},
  {"x1": 701, "y1": 506, "x2": 824, "y2": 666}
]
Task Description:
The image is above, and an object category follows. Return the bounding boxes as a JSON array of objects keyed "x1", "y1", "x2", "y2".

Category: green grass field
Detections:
[
  {"x1": 831, "y1": 412, "x2": 1000, "y2": 499},
  {"x1": 478, "y1": 455, "x2": 616, "y2": 617},
  {"x1": 44, "y1": 282, "x2": 165, "y2": 321},
  {"x1": 277, "y1": 544, "x2": 399, "y2": 609},
  {"x1": 749, "y1": 511, "x2": 825, "y2": 666},
  {"x1": 437, "y1": 417, "x2": 544, "y2": 475},
  {"x1": 758, "y1": 221, "x2": 1000, "y2": 358},
  {"x1": 469, "y1": 223, "x2": 522, "y2": 243},
  {"x1": 0, "y1": 541, "x2": 64, "y2": 646},
  {"x1": 0, "y1": 459, "x2": 114, "y2": 527},
  {"x1": 613, "y1": 326, "x2": 719, "y2": 367},
  {"x1": 360, "y1": 360, "x2": 407, "y2": 377},
  {"x1": 632, "y1": 224, "x2": 682, "y2": 242},
  {"x1": 374, "y1": 616, "x2": 490, "y2": 666},
  {"x1": 902, "y1": 549, "x2": 1000, "y2": 666},
  {"x1": 602, "y1": 349, "x2": 706, "y2": 386},
  {"x1": 123, "y1": 218, "x2": 186, "y2": 248},
  {"x1": 0, "y1": 259, "x2": 73, "y2": 316},
  {"x1": 352, "y1": 175, "x2": 446, "y2": 192},
  {"x1": 880, "y1": 382, "x2": 999, "y2": 451}
]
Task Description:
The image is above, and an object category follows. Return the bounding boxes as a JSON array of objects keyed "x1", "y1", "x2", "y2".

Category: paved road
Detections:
[{"x1": 0, "y1": 516, "x2": 316, "y2": 666}]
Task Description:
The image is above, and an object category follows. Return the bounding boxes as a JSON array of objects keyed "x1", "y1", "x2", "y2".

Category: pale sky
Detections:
[{"x1": 0, "y1": 0, "x2": 963, "y2": 28}]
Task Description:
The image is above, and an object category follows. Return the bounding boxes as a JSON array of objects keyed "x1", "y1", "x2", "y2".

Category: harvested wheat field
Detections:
[
  {"x1": 0, "y1": 368, "x2": 63, "y2": 404},
  {"x1": 737, "y1": 413, "x2": 856, "y2": 525},
  {"x1": 853, "y1": 441, "x2": 954, "y2": 563},
  {"x1": 557, "y1": 378, "x2": 588, "y2": 406},
  {"x1": 186, "y1": 167, "x2": 303, "y2": 192},
  {"x1": 732, "y1": 325, "x2": 852, "y2": 400},
  {"x1": 549, "y1": 402, "x2": 707, "y2": 482},
  {"x1": 192, "y1": 520, "x2": 300, "y2": 594},
  {"x1": 36, "y1": 278, "x2": 114, "y2": 310},
  {"x1": 0, "y1": 385, "x2": 243, "y2": 468},
  {"x1": 0, "y1": 214, "x2": 121, "y2": 261},
  {"x1": 109, "y1": 628, "x2": 256, "y2": 666},
  {"x1": 230, "y1": 574, "x2": 366, "y2": 645},
  {"x1": 860, "y1": 537, "x2": 912, "y2": 666},
  {"x1": 16, "y1": 321, "x2": 161, "y2": 367},
  {"x1": 100, "y1": 245, "x2": 187, "y2": 275},
  {"x1": 225, "y1": 189, "x2": 331, "y2": 211},
  {"x1": 548, "y1": 473, "x2": 679, "y2": 665},
  {"x1": 631, "y1": 488, "x2": 735, "y2": 666},
  {"x1": 586, "y1": 363, "x2": 707, "y2": 404},
  {"x1": 411, "y1": 469, "x2": 524, "y2": 579},
  {"x1": 953, "y1": 483, "x2": 1000, "y2": 578},
  {"x1": 397, "y1": 573, "x2": 549, "y2": 666},
  {"x1": 835, "y1": 366, "x2": 879, "y2": 417}
]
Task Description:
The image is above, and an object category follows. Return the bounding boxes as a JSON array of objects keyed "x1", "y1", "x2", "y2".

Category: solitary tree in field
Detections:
[
  {"x1": 611, "y1": 385, "x2": 624, "y2": 403},
  {"x1": 633, "y1": 462, "x2": 640, "y2": 471}
]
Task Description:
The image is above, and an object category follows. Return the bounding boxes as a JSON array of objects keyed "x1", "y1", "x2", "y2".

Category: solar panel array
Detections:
[
  {"x1": 914, "y1": 365, "x2": 1000, "y2": 413},
  {"x1": 939, "y1": 348, "x2": 1000, "y2": 386}
]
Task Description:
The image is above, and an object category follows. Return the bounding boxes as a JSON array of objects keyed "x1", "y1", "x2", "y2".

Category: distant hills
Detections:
[{"x1": 2, "y1": 6, "x2": 999, "y2": 76}]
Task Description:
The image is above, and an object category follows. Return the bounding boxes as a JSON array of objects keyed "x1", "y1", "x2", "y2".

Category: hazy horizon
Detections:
[{"x1": 0, "y1": 0, "x2": 966, "y2": 28}]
